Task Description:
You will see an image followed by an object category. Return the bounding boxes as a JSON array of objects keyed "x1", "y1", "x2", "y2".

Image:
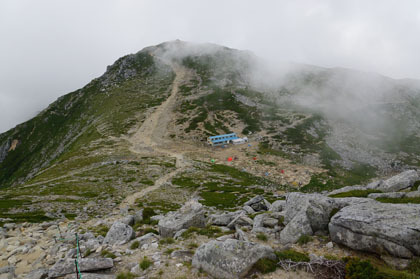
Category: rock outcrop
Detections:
[
  {"x1": 280, "y1": 192, "x2": 368, "y2": 244},
  {"x1": 49, "y1": 258, "x2": 114, "y2": 278},
  {"x1": 371, "y1": 170, "x2": 419, "y2": 192},
  {"x1": 158, "y1": 200, "x2": 206, "y2": 238},
  {"x1": 329, "y1": 202, "x2": 420, "y2": 258},
  {"x1": 103, "y1": 222, "x2": 135, "y2": 245},
  {"x1": 192, "y1": 239, "x2": 276, "y2": 279}
]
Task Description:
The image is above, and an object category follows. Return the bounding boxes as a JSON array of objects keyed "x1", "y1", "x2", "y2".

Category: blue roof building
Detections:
[{"x1": 207, "y1": 133, "x2": 239, "y2": 146}]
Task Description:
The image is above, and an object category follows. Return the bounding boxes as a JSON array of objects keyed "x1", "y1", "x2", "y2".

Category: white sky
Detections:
[{"x1": 1, "y1": 0, "x2": 420, "y2": 132}]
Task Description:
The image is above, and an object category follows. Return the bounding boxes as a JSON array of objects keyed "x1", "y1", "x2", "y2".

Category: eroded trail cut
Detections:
[{"x1": 122, "y1": 63, "x2": 191, "y2": 206}]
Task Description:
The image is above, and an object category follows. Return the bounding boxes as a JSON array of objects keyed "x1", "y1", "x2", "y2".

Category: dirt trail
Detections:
[{"x1": 122, "y1": 63, "x2": 192, "y2": 206}]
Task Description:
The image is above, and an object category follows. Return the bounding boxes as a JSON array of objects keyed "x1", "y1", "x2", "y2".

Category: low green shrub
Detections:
[
  {"x1": 376, "y1": 197, "x2": 420, "y2": 204},
  {"x1": 344, "y1": 257, "x2": 380, "y2": 279},
  {"x1": 253, "y1": 258, "x2": 277, "y2": 274},
  {"x1": 297, "y1": 234, "x2": 313, "y2": 245},
  {"x1": 256, "y1": 233, "x2": 268, "y2": 241},
  {"x1": 130, "y1": 241, "x2": 139, "y2": 249},
  {"x1": 100, "y1": 249, "x2": 116, "y2": 259},
  {"x1": 407, "y1": 257, "x2": 420, "y2": 275},
  {"x1": 139, "y1": 256, "x2": 153, "y2": 270},
  {"x1": 116, "y1": 271, "x2": 136, "y2": 279},
  {"x1": 329, "y1": 189, "x2": 381, "y2": 198},
  {"x1": 412, "y1": 181, "x2": 420, "y2": 191},
  {"x1": 275, "y1": 249, "x2": 310, "y2": 262},
  {"x1": 159, "y1": 237, "x2": 175, "y2": 245}
]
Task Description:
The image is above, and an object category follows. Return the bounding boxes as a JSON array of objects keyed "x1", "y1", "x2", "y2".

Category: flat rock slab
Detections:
[
  {"x1": 158, "y1": 200, "x2": 206, "y2": 238},
  {"x1": 375, "y1": 170, "x2": 419, "y2": 192},
  {"x1": 329, "y1": 202, "x2": 420, "y2": 258},
  {"x1": 64, "y1": 273, "x2": 116, "y2": 279},
  {"x1": 49, "y1": 258, "x2": 113, "y2": 278},
  {"x1": 104, "y1": 221, "x2": 135, "y2": 245},
  {"x1": 192, "y1": 239, "x2": 276, "y2": 279}
]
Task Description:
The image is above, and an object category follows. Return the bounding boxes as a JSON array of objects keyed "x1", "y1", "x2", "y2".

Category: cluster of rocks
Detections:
[{"x1": 1, "y1": 169, "x2": 419, "y2": 279}]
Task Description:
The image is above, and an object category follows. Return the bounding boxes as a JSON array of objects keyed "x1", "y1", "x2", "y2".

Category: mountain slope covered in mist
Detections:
[{"x1": 0, "y1": 40, "x2": 419, "y2": 222}]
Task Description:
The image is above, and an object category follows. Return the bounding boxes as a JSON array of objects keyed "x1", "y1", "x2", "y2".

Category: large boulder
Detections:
[
  {"x1": 103, "y1": 222, "x2": 135, "y2": 245},
  {"x1": 63, "y1": 274, "x2": 115, "y2": 279},
  {"x1": 244, "y1": 195, "x2": 270, "y2": 212},
  {"x1": 49, "y1": 258, "x2": 113, "y2": 278},
  {"x1": 372, "y1": 170, "x2": 419, "y2": 192},
  {"x1": 280, "y1": 213, "x2": 313, "y2": 244},
  {"x1": 192, "y1": 239, "x2": 276, "y2": 279},
  {"x1": 279, "y1": 192, "x2": 368, "y2": 244},
  {"x1": 329, "y1": 202, "x2": 420, "y2": 258},
  {"x1": 24, "y1": 268, "x2": 48, "y2": 279},
  {"x1": 158, "y1": 200, "x2": 206, "y2": 238},
  {"x1": 268, "y1": 200, "x2": 286, "y2": 212},
  {"x1": 208, "y1": 211, "x2": 243, "y2": 226}
]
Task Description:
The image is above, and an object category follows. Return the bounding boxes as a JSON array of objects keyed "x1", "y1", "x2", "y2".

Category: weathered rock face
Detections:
[
  {"x1": 0, "y1": 266, "x2": 14, "y2": 279},
  {"x1": 24, "y1": 268, "x2": 48, "y2": 279},
  {"x1": 208, "y1": 211, "x2": 242, "y2": 226},
  {"x1": 329, "y1": 202, "x2": 420, "y2": 258},
  {"x1": 48, "y1": 258, "x2": 114, "y2": 278},
  {"x1": 279, "y1": 192, "x2": 369, "y2": 244},
  {"x1": 368, "y1": 191, "x2": 420, "y2": 199},
  {"x1": 192, "y1": 239, "x2": 276, "y2": 279},
  {"x1": 158, "y1": 200, "x2": 206, "y2": 238},
  {"x1": 373, "y1": 170, "x2": 419, "y2": 192},
  {"x1": 103, "y1": 222, "x2": 135, "y2": 245},
  {"x1": 244, "y1": 195, "x2": 270, "y2": 212},
  {"x1": 268, "y1": 200, "x2": 286, "y2": 212},
  {"x1": 280, "y1": 213, "x2": 313, "y2": 244},
  {"x1": 63, "y1": 273, "x2": 116, "y2": 279}
]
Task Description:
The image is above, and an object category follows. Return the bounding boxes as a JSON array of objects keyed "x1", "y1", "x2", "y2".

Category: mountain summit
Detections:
[{"x1": 1, "y1": 40, "x2": 420, "y2": 278}]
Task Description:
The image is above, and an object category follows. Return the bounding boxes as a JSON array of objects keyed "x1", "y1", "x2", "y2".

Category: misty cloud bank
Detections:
[{"x1": 2, "y1": 0, "x2": 420, "y2": 132}]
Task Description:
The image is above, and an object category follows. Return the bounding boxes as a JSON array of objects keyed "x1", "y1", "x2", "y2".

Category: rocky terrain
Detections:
[{"x1": 1, "y1": 40, "x2": 420, "y2": 278}]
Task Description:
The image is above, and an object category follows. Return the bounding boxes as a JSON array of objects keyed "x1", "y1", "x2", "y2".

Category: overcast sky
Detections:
[{"x1": 1, "y1": 0, "x2": 420, "y2": 133}]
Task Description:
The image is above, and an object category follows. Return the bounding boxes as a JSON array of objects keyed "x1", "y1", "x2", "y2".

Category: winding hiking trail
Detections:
[{"x1": 120, "y1": 63, "x2": 191, "y2": 208}]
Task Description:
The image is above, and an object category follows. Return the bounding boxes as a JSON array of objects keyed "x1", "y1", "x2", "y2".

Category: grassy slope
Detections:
[{"x1": 0, "y1": 51, "x2": 174, "y2": 188}]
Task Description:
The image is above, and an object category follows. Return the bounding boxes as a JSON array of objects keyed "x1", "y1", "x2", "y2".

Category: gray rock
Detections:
[
  {"x1": 192, "y1": 239, "x2": 276, "y2": 279},
  {"x1": 242, "y1": 205, "x2": 255, "y2": 214},
  {"x1": 374, "y1": 170, "x2": 419, "y2": 192},
  {"x1": 369, "y1": 191, "x2": 420, "y2": 199},
  {"x1": 103, "y1": 222, "x2": 135, "y2": 245},
  {"x1": 150, "y1": 215, "x2": 164, "y2": 222},
  {"x1": 170, "y1": 250, "x2": 194, "y2": 261},
  {"x1": 174, "y1": 229, "x2": 187, "y2": 239},
  {"x1": 368, "y1": 192, "x2": 406, "y2": 199},
  {"x1": 329, "y1": 202, "x2": 420, "y2": 258},
  {"x1": 63, "y1": 274, "x2": 116, "y2": 279},
  {"x1": 158, "y1": 200, "x2": 206, "y2": 238},
  {"x1": 280, "y1": 213, "x2": 313, "y2": 244},
  {"x1": 269, "y1": 200, "x2": 286, "y2": 212},
  {"x1": 234, "y1": 226, "x2": 249, "y2": 242},
  {"x1": 328, "y1": 185, "x2": 367, "y2": 196},
  {"x1": 227, "y1": 213, "x2": 253, "y2": 229},
  {"x1": 208, "y1": 211, "x2": 242, "y2": 226},
  {"x1": 24, "y1": 268, "x2": 48, "y2": 279},
  {"x1": 0, "y1": 266, "x2": 14, "y2": 279},
  {"x1": 281, "y1": 192, "x2": 369, "y2": 243},
  {"x1": 263, "y1": 217, "x2": 278, "y2": 228},
  {"x1": 49, "y1": 258, "x2": 113, "y2": 278},
  {"x1": 244, "y1": 195, "x2": 269, "y2": 211},
  {"x1": 3, "y1": 223, "x2": 15, "y2": 230},
  {"x1": 283, "y1": 193, "x2": 338, "y2": 233},
  {"x1": 121, "y1": 215, "x2": 134, "y2": 226},
  {"x1": 133, "y1": 209, "x2": 143, "y2": 223},
  {"x1": 134, "y1": 232, "x2": 158, "y2": 246}
]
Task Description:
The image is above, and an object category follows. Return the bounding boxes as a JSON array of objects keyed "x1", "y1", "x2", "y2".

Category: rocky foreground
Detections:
[{"x1": 1, "y1": 170, "x2": 420, "y2": 279}]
